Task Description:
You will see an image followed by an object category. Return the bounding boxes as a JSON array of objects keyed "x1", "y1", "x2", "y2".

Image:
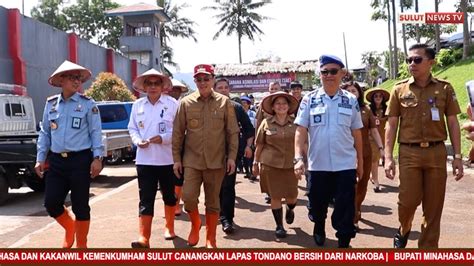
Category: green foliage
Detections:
[
  {"x1": 436, "y1": 48, "x2": 464, "y2": 68},
  {"x1": 157, "y1": 0, "x2": 197, "y2": 69},
  {"x1": 85, "y1": 72, "x2": 136, "y2": 102},
  {"x1": 31, "y1": 0, "x2": 68, "y2": 31},
  {"x1": 203, "y1": 0, "x2": 272, "y2": 63},
  {"x1": 31, "y1": 0, "x2": 122, "y2": 50},
  {"x1": 397, "y1": 62, "x2": 410, "y2": 79},
  {"x1": 404, "y1": 24, "x2": 457, "y2": 43}
]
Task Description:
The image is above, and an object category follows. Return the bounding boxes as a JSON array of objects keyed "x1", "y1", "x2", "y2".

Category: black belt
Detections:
[
  {"x1": 399, "y1": 141, "x2": 444, "y2": 148},
  {"x1": 51, "y1": 149, "x2": 90, "y2": 158}
]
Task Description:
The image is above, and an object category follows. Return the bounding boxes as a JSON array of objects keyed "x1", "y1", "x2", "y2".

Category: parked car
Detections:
[{"x1": 97, "y1": 101, "x2": 135, "y2": 164}]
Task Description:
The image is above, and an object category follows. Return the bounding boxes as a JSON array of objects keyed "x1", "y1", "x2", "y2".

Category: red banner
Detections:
[{"x1": 0, "y1": 250, "x2": 473, "y2": 265}]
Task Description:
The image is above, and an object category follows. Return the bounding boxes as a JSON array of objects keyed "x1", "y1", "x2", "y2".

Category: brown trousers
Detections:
[
  {"x1": 398, "y1": 143, "x2": 447, "y2": 248},
  {"x1": 354, "y1": 150, "x2": 372, "y2": 223},
  {"x1": 182, "y1": 167, "x2": 225, "y2": 213}
]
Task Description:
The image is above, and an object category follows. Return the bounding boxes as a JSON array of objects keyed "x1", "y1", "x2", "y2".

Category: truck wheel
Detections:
[
  {"x1": 106, "y1": 149, "x2": 122, "y2": 165},
  {"x1": 0, "y1": 175, "x2": 9, "y2": 206},
  {"x1": 26, "y1": 178, "x2": 45, "y2": 192}
]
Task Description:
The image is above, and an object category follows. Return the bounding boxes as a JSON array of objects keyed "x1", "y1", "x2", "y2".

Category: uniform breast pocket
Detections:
[
  {"x1": 71, "y1": 112, "x2": 86, "y2": 129},
  {"x1": 337, "y1": 108, "x2": 352, "y2": 127},
  {"x1": 310, "y1": 106, "x2": 326, "y2": 127},
  {"x1": 187, "y1": 112, "x2": 202, "y2": 130},
  {"x1": 211, "y1": 110, "x2": 225, "y2": 130}
]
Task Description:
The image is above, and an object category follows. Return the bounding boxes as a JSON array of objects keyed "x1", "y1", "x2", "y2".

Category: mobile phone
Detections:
[{"x1": 467, "y1": 80, "x2": 474, "y2": 108}]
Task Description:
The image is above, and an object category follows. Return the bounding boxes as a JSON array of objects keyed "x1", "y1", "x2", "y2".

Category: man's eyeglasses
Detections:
[
  {"x1": 320, "y1": 68, "x2": 340, "y2": 76},
  {"x1": 195, "y1": 77, "x2": 211, "y2": 83},
  {"x1": 144, "y1": 80, "x2": 162, "y2": 87},
  {"x1": 405, "y1": 56, "x2": 427, "y2": 65},
  {"x1": 62, "y1": 74, "x2": 82, "y2": 82}
]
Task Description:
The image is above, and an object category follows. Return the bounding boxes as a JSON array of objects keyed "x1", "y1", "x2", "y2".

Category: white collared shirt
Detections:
[{"x1": 128, "y1": 94, "x2": 178, "y2": 166}]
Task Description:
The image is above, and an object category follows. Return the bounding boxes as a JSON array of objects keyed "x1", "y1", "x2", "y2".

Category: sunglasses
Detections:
[
  {"x1": 62, "y1": 74, "x2": 82, "y2": 82},
  {"x1": 405, "y1": 56, "x2": 428, "y2": 64},
  {"x1": 195, "y1": 77, "x2": 211, "y2": 83},
  {"x1": 144, "y1": 80, "x2": 163, "y2": 86},
  {"x1": 320, "y1": 68, "x2": 340, "y2": 76}
]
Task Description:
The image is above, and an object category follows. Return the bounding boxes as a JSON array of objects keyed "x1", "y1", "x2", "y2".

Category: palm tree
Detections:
[
  {"x1": 391, "y1": 0, "x2": 399, "y2": 77},
  {"x1": 157, "y1": 0, "x2": 197, "y2": 68},
  {"x1": 203, "y1": 0, "x2": 272, "y2": 63},
  {"x1": 370, "y1": 0, "x2": 394, "y2": 78},
  {"x1": 434, "y1": 0, "x2": 441, "y2": 52},
  {"x1": 460, "y1": 0, "x2": 472, "y2": 59}
]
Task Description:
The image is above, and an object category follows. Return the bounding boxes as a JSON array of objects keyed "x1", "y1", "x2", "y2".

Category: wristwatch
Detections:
[
  {"x1": 454, "y1": 154, "x2": 462, "y2": 160},
  {"x1": 94, "y1": 156, "x2": 103, "y2": 161},
  {"x1": 293, "y1": 157, "x2": 304, "y2": 164}
]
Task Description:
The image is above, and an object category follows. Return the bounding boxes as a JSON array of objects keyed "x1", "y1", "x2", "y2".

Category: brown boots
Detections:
[
  {"x1": 54, "y1": 209, "x2": 75, "y2": 248},
  {"x1": 131, "y1": 215, "x2": 153, "y2": 248}
]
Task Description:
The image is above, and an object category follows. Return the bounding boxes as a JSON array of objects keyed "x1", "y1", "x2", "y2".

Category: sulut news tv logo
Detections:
[{"x1": 399, "y1": 12, "x2": 464, "y2": 24}]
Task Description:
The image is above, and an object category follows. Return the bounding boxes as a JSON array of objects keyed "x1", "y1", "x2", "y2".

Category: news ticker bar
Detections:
[
  {"x1": 0, "y1": 250, "x2": 473, "y2": 264},
  {"x1": 399, "y1": 12, "x2": 464, "y2": 24}
]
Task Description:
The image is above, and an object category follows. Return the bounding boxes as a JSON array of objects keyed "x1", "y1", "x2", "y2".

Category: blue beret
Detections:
[
  {"x1": 240, "y1": 96, "x2": 252, "y2": 103},
  {"x1": 319, "y1": 55, "x2": 345, "y2": 68}
]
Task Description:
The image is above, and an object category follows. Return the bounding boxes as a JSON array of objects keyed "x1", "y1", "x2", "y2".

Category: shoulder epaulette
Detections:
[
  {"x1": 47, "y1": 95, "x2": 59, "y2": 102},
  {"x1": 395, "y1": 78, "x2": 410, "y2": 85},
  {"x1": 79, "y1": 94, "x2": 92, "y2": 100},
  {"x1": 434, "y1": 77, "x2": 450, "y2": 84}
]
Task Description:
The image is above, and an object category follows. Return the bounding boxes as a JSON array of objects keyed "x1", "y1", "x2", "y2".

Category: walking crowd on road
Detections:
[{"x1": 35, "y1": 43, "x2": 468, "y2": 249}]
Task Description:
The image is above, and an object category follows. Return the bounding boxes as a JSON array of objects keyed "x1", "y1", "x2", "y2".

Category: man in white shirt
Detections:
[{"x1": 128, "y1": 69, "x2": 179, "y2": 248}]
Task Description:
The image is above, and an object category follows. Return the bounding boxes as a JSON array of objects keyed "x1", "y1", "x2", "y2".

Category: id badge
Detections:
[
  {"x1": 310, "y1": 106, "x2": 326, "y2": 115},
  {"x1": 159, "y1": 122, "x2": 166, "y2": 134},
  {"x1": 431, "y1": 107, "x2": 440, "y2": 121},
  {"x1": 72, "y1": 117, "x2": 81, "y2": 129}
]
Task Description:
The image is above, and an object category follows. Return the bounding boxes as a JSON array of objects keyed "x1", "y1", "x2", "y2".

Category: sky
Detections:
[{"x1": 0, "y1": 0, "x2": 466, "y2": 74}]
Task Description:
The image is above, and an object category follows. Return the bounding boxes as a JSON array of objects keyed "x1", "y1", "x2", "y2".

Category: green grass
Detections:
[{"x1": 379, "y1": 58, "x2": 474, "y2": 158}]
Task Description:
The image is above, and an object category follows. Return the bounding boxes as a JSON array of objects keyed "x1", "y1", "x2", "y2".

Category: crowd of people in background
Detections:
[{"x1": 35, "y1": 43, "x2": 467, "y2": 249}]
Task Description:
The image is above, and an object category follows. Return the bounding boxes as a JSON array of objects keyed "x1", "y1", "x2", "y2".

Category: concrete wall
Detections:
[
  {"x1": 0, "y1": 7, "x2": 13, "y2": 84},
  {"x1": 0, "y1": 6, "x2": 154, "y2": 121}
]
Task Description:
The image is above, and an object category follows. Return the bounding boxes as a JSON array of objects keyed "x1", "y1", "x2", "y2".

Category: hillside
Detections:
[{"x1": 379, "y1": 58, "x2": 474, "y2": 157}]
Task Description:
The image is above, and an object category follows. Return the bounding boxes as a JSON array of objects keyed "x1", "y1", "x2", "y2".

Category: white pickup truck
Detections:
[
  {"x1": 0, "y1": 89, "x2": 43, "y2": 205},
  {"x1": 97, "y1": 102, "x2": 135, "y2": 164}
]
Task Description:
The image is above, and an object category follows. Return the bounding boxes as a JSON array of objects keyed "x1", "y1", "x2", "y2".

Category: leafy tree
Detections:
[
  {"x1": 370, "y1": 0, "x2": 394, "y2": 78},
  {"x1": 31, "y1": 0, "x2": 68, "y2": 31},
  {"x1": 157, "y1": 0, "x2": 197, "y2": 69},
  {"x1": 404, "y1": 24, "x2": 457, "y2": 43},
  {"x1": 63, "y1": 0, "x2": 122, "y2": 50},
  {"x1": 361, "y1": 51, "x2": 382, "y2": 86},
  {"x1": 203, "y1": 0, "x2": 272, "y2": 63},
  {"x1": 85, "y1": 72, "x2": 136, "y2": 102}
]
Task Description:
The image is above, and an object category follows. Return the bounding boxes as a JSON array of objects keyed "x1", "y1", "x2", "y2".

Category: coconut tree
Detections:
[{"x1": 203, "y1": 0, "x2": 272, "y2": 63}]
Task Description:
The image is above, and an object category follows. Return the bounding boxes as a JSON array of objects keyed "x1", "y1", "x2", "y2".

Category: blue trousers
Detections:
[{"x1": 307, "y1": 169, "x2": 357, "y2": 239}]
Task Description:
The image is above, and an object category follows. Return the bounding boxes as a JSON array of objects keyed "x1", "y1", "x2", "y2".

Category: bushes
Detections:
[
  {"x1": 85, "y1": 72, "x2": 136, "y2": 102},
  {"x1": 436, "y1": 48, "x2": 463, "y2": 68}
]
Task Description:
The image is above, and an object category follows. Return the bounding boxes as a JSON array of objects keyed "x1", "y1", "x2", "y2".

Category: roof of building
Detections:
[
  {"x1": 105, "y1": 3, "x2": 170, "y2": 22},
  {"x1": 214, "y1": 60, "x2": 319, "y2": 76}
]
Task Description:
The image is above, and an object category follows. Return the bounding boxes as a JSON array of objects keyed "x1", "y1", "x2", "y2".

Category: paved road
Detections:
[{"x1": 2, "y1": 162, "x2": 473, "y2": 249}]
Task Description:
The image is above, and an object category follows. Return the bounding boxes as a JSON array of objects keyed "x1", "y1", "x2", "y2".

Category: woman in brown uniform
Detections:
[
  {"x1": 253, "y1": 91, "x2": 300, "y2": 238},
  {"x1": 341, "y1": 82, "x2": 384, "y2": 230},
  {"x1": 365, "y1": 88, "x2": 390, "y2": 192}
]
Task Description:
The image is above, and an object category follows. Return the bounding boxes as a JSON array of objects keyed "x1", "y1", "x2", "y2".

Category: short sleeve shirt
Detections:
[{"x1": 295, "y1": 88, "x2": 363, "y2": 171}]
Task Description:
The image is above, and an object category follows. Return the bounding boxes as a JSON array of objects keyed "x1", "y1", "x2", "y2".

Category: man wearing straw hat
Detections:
[
  {"x1": 168, "y1": 78, "x2": 189, "y2": 101},
  {"x1": 128, "y1": 69, "x2": 178, "y2": 248},
  {"x1": 172, "y1": 64, "x2": 239, "y2": 248},
  {"x1": 35, "y1": 60, "x2": 103, "y2": 248}
]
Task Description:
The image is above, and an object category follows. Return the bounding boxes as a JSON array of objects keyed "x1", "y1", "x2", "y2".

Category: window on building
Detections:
[
  {"x1": 5, "y1": 103, "x2": 26, "y2": 117},
  {"x1": 154, "y1": 24, "x2": 160, "y2": 38},
  {"x1": 126, "y1": 22, "x2": 152, "y2": 36}
]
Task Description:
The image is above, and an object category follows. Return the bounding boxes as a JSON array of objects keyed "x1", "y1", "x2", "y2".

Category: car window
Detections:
[{"x1": 98, "y1": 105, "x2": 129, "y2": 123}]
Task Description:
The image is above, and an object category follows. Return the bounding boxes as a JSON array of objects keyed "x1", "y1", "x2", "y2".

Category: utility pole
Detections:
[{"x1": 343, "y1": 32, "x2": 349, "y2": 70}]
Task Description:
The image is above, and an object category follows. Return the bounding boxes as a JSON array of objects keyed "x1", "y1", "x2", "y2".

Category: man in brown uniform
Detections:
[
  {"x1": 385, "y1": 44, "x2": 464, "y2": 248},
  {"x1": 172, "y1": 64, "x2": 239, "y2": 248}
]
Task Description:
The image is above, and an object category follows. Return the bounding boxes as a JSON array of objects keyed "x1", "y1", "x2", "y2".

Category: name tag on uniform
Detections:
[
  {"x1": 159, "y1": 122, "x2": 166, "y2": 134},
  {"x1": 338, "y1": 107, "x2": 352, "y2": 115},
  {"x1": 310, "y1": 106, "x2": 326, "y2": 115},
  {"x1": 431, "y1": 107, "x2": 440, "y2": 121},
  {"x1": 72, "y1": 117, "x2": 81, "y2": 129}
]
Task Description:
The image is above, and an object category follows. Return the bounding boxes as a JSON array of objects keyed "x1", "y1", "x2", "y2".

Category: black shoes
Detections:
[
  {"x1": 393, "y1": 229, "x2": 410, "y2": 248},
  {"x1": 275, "y1": 225, "x2": 287, "y2": 238},
  {"x1": 373, "y1": 186, "x2": 382, "y2": 193},
  {"x1": 221, "y1": 219, "x2": 235, "y2": 234},
  {"x1": 338, "y1": 237, "x2": 351, "y2": 248},
  {"x1": 131, "y1": 241, "x2": 149, "y2": 248},
  {"x1": 313, "y1": 223, "x2": 326, "y2": 246},
  {"x1": 265, "y1": 195, "x2": 271, "y2": 204}
]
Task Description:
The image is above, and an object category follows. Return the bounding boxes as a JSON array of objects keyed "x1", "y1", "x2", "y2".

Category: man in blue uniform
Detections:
[
  {"x1": 294, "y1": 55, "x2": 363, "y2": 248},
  {"x1": 35, "y1": 60, "x2": 104, "y2": 248}
]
